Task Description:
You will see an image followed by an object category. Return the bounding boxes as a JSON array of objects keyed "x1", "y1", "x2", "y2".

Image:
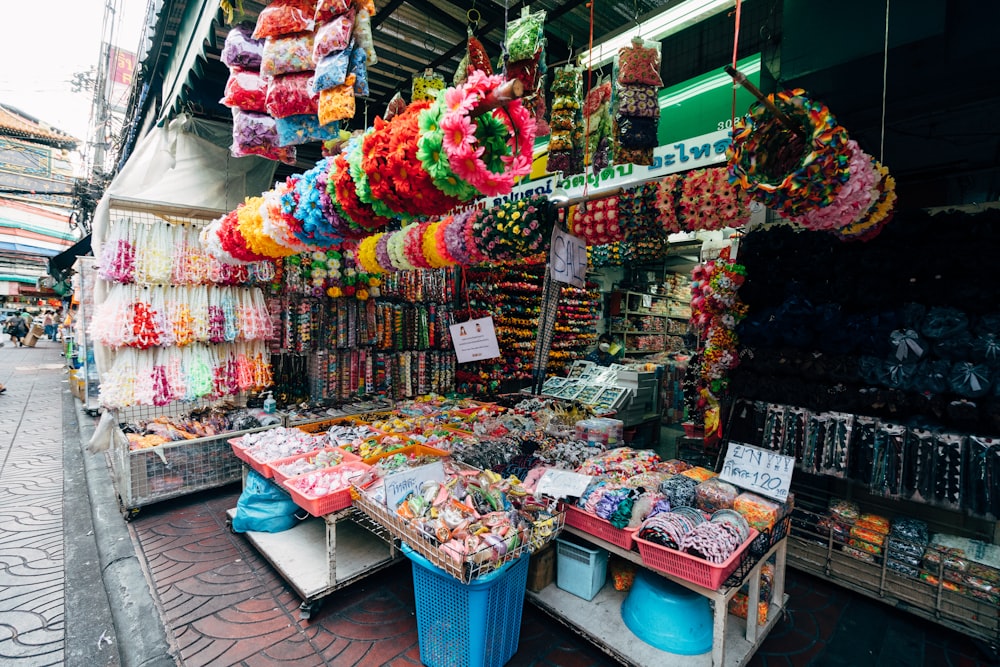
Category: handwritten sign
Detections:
[
  {"x1": 550, "y1": 227, "x2": 587, "y2": 288},
  {"x1": 383, "y1": 460, "x2": 446, "y2": 507},
  {"x1": 535, "y1": 468, "x2": 593, "y2": 500},
  {"x1": 449, "y1": 317, "x2": 501, "y2": 364},
  {"x1": 719, "y1": 442, "x2": 794, "y2": 501}
]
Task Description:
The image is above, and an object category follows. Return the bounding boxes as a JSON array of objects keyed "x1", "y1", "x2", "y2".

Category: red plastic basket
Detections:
[
  {"x1": 563, "y1": 505, "x2": 637, "y2": 551},
  {"x1": 269, "y1": 447, "x2": 362, "y2": 486},
  {"x1": 228, "y1": 437, "x2": 251, "y2": 465},
  {"x1": 281, "y1": 462, "x2": 372, "y2": 517},
  {"x1": 228, "y1": 437, "x2": 286, "y2": 478},
  {"x1": 634, "y1": 528, "x2": 759, "y2": 590}
]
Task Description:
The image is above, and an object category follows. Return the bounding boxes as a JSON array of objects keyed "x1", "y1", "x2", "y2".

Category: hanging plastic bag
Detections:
[
  {"x1": 222, "y1": 23, "x2": 264, "y2": 70},
  {"x1": 315, "y1": 0, "x2": 352, "y2": 22},
  {"x1": 231, "y1": 469, "x2": 304, "y2": 533},
  {"x1": 266, "y1": 71, "x2": 319, "y2": 118},
  {"x1": 275, "y1": 114, "x2": 340, "y2": 146},
  {"x1": 220, "y1": 69, "x2": 268, "y2": 112},
  {"x1": 505, "y1": 9, "x2": 546, "y2": 62},
  {"x1": 411, "y1": 69, "x2": 445, "y2": 103},
  {"x1": 253, "y1": 0, "x2": 316, "y2": 39},
  {"x1": 616, "y1": 84, "x2": 660, "y2": 118},
  {"x1": 313, "y1": 10, "x2": 355, "y2": 61},
  {"x1": 310, "y1": 47, "x2": 351, "y2": 93},
  {"x1": 353, "y1": 9, "x2": 378, "y2": 66},
  {"x1": 384, "y1": 91, "x2": 406, "y2": 121},
  {"x1": 318, "y1": 74, "x2": 356, "y2": 124},
  {"x1": 615, "y1": 37, "x2": 663, "y2": 87},
  {"x1": 260, "y1": 32, "x2": 316, "y2": 78},
  {"x1": 231, "y1": 108, "x2": 298, "y2": 164},
  {"x1": 349, "y1": 44, "x2": 369, "y2": 96},
  {"x1": 616, "y1": 115, "x2": 658, "y2": 149}
]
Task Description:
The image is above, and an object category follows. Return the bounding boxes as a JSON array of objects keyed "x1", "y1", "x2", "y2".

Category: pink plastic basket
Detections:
[
  {"x1": 281, "y1": 462, "x2": 372, "y2": 517},
  {"x1": 563, "y1": 505, "x2": 637, "y2": 551},
  {"x1": 634, "y1": 528, "x2": 759, "y2": 590},
  {"x1": 268, "y1": 447, "x2": 362, "y2": 485}
]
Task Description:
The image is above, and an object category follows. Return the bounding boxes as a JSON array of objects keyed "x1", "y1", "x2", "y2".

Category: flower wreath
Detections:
[
  {"x1": 832, "y1": 161, "x2": 897, "y2": 243},
  {"x1": 728, "y1": 88, "x2": 850, "y2": 218},
  {"x1": 363, "y1": 102, "x2": 463, "y2": 217},
  {"x1": 402, "y1": 222, "x2": 435, "y2": 269},
  {"x1": 357, "y1": 232, "x2": 388, "y2": 274},
  {"x1": 385, "y1": 229, "x2": 417, "y2": 271},
  {"x1": 217, "y1": 209, "x2": 270, "y2": 263},
  {"x1": 293, "y1": 161, "x2": 344, "y2": 247},
  {"x1": 331, "y1": 150, "x2": 395, "y2": 233},
  {"x1": 470, "y1": 194, "x2": 552, "y2": 262},
  {"x1": 424, "y1": 219, "x2": 456, "y2": 267},
  {"x1": 442, "y1": 209, "x2": 479, "y2": 265},
  {"x1": 260, "y1": 185, "x2": 309, "y2": 253},
  {"x1": 420, "y1": 71, "x2": 535, "y2": 198},
  {"x1": 790, "y1": 139, "x2": 879, "y2": 232},
  {"x1": 349, "y1": 129, "x2": 407, "y2": 221},
  {"x1": 236, "y1": 195, "x2": 296, "y2": 258}
]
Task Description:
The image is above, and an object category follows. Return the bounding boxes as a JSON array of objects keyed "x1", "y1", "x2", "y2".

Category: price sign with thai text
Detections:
[{"x1": 719, "y1": 442, "x2": 794, "y2": 501}]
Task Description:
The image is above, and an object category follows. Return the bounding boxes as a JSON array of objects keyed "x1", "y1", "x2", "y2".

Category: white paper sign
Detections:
[
  {"x1": 719, "y1": 442, "x2": 794, "y2": 501},
  {"x1": 450, "y1": 317, "x2": 501, "y2": 363},
  {"x1": 549, "y1": 227, "x2": 587, "y2": 288},
  {"x1": 535, "y1": 469, "x2": 593, "y2": 500},
  {"x1": 383, "y1": 460, "x2": 446, "y2": 507}
]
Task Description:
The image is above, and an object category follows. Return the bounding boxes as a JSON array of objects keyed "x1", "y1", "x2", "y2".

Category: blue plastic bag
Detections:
[{"x1": 231, "y1": 469, "x2": 303, "y2": 533}]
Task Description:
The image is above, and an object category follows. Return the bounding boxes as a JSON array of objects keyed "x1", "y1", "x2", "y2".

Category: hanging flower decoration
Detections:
[
  {"x1": 261, "y1": 185, "x2": 310, "y2": 253},
  {"x1": 356, "y1": 232, "x2": 387, "y2": 274},
  {"x1": 215, "y1": 209, "x2": 270, "y2": 263},
  {"x1": 569, "y1": 196, "x2": 623, "y2": 245},
  {"x1": 469, "y1": 194, "x2": 553, "y2": 262},
  {"x1": 831, "y1": 161, "x2": 897, "y2": 243},
  {"x1": 236, "y1": 196, "x2": 297, "y2": 258},
  {"x1": 677, "y1": 167, "x2": 751, "y2": 232},
  {"x1": 690, "y1": 246, "x2": 747, "y2": 394},
  {"x1": 728, "y1": 88, "x2": 852, "y2": 219},
  {"x1": 420, "y1": 71, "x2": 534, "y2": 198}
]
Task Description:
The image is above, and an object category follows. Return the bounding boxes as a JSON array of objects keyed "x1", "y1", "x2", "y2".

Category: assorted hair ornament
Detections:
[{"x1": 728, "y1": 88, "x2": 896, "y2": 242}]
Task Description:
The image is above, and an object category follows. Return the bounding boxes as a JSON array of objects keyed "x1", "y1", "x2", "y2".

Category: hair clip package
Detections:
[
  {"x1": 762, "y1": 403, "x2": 787, "y2": 451},
  {"x1": 803, "y1": 412, "x2": 828, "y2": 474},
  {"x1": 932, "y1": 432, "x2": 965, "y2": 509},
  {"x1": 849, "y1": 415, "x2": 878, "y2": 486},
  {"x1": 870, "y1": 422, "x2": 906, "y2": 498},
  {"x1": 819, "y1": 411, "x2": 853, "y2": 478},
  {"x1": 963, "y1": 436, "x2": 1000, "y2": 519},
  {"x1": 784, "y1": 406, "x2": 809, "y2": 460}
]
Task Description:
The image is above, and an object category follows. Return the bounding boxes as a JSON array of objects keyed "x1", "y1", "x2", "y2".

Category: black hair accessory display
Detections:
[
  {"x1": 932, "y1": 330, "x2": 973, "y2": 361},
  {"x1": 949, "y1": 362, "x2": 993, "y2": 398},
  {"x1": 921, "y1": 307, "x2": 969, "y2": 340}
]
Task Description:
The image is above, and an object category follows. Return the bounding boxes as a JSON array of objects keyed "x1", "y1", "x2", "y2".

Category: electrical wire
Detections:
[{"x1": 880, "y1": 0, "x2": 890, "y2": 163}]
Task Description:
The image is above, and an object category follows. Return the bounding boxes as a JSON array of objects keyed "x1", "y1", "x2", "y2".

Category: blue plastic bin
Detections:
[{"x1": 402, "y1": 543, "x2": 529, "y2": 667}]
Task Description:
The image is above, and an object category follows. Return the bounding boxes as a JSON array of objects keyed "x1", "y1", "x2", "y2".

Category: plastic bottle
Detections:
[{"x1": 263, "y1": 391, "x2": 276, "y2": 414}]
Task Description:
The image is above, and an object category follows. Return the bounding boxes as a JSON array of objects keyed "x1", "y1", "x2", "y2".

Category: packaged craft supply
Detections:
[
  {"x1": 261, "y1": 32, "x2": 316, "y2": 78},
  {"x1": 964, "y1": 436, "x2": 1000, "y2": 518},
  {"x1": 848, "y1": 525, "x2": 886, "y2": 556},
  {"x1": 574, "y1": 417, "x2": 624, "y2": 447},
  {"x1": 658, "y1": 474, "x2": 699, "y2": 508},
  {"x1": 614, "y1": 37, "x2": 662, "y2": 87},
  {"x1": 609, "y1": 556, "x2": 637, "y2": 591},
  {"x1": 680, "y1": 466, "x2": 717, "y2": 483},
  {"x1": 221, "y1": 69, "x2": 268, "y2": 112},
  {"x1": 932, "y1": 433, "x2": 965, "y2": 508},
  {"x1": 313, "y1": 10, "x2": 355, "y2": 61},
  {"x1": 230, "y1": 109, "x2": 297, "y2": 164},
  {"x1": 222, "y1": 24, "x2": 264, "y2": 69},
  {"x1": 253, "y1": 0, "x2": 316, "y2": 39},
  {"x1": 728, "y1": 593, "x2": 769, "y2": 626},
  {"x1": 733, "y1": 492, "x2": 782, "y2": 532},
  {"x1": 903, "y1": 428, "x2": 936, "y2": 503},
  {"x1": 828, "y1": 499, "x2": 860, "y2": 524},
  {"x1": 842, "y1": 544, "x2": 877, "y2": 564},
  {"x1": 694, "y1": 478, "x2": 738, "y2": 513},
  {"x1": 266, "y1": 72, "x2": 319, "y2": 118},
  {"x1": 658, "y1": 459, "x2": 692, "y2": 475},
  {"x1": 855, "y1": 513, "x2": 890, "y2": 535},
  {"x1": 275, "y1": 114, "x2": 340, "y2": 147}
]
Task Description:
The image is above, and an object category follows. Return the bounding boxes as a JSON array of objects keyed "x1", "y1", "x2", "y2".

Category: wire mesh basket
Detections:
[{"x1": 351, "y1": 483, "x2": 564, "y2": 584}]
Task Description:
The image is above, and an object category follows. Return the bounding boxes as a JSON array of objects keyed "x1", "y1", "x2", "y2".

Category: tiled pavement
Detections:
[{"x1": 0, "y1": 340, "x2": 996, "y2": 666}]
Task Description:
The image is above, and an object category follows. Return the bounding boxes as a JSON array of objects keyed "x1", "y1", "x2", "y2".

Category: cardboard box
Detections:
[
  {"x1": 527, "y1": 544, "x2": 555, "y2": 593},
  {"x1": 23, "y1": 322, "x2": 44, "y2": 347}
]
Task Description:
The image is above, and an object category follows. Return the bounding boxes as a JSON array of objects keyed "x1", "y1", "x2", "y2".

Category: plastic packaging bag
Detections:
[
  {"x1": 222, "y1": 23, "x2": 264, "y2": 69},
  {"x1": 695, "y1": 478, "x2": 738, "y2": 513},
  {"x1": 313, "y1": 10, "x2": 355, "y2": 61},
  {"x1": 353, "y1": 9, "x2": 378, "y2": 66},
  {"x1": 384, "y1": 91, "x2": 406, "y2": 121},
  {"x1": 261, "y1": 32, "x2": 316, "y2": 78},
  {"x1": 318, "y1": 74, "x2": 356, "y2": 124},
  {"x1": 311, "y1": 47, "x2": 351, "y2": 93},
  {"x1": 275, "y1": 114, "x2": 340, "y2": 146},
  {"x1": 616, "y1": 115, "x2": 658, "y2": 149},
  {"x1": 615, "y1": 37, "x2": 662, "y2": 86},
  {"x1": 315, "y1": 0, "x2": 352, "y2": 22},
  {"x1": 220, "y1": 69, "x2": 268, "y2": 112},
  {"x1": 616, "y1": 84, "x2": 660, "y2": 118},
  {"x1": 231, "y1": 469, "x2": 303, "y2": 533},
  {"x1": 505, "y1": 9, "x2": 546, "y2": 61},
  {"x1": 412, "y1": 69, "x2": 446, "y2": 103},
  {"x1": 231, "y1": 108, "x2": 297, "y2": 164},
  {"x1": 253, "y1": 0, "x2": 316, "y2": 39},
  {"x1": 349, "y1": 44, "x2": 369, "y2": 96},
  {"x1": 266, "y1": 72, "x2": 319, "y2": 118}
]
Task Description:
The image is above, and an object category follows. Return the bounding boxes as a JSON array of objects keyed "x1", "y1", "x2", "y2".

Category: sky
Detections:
[{"x1": 0, "y1": 1, "x2": 148, "y2": 144}]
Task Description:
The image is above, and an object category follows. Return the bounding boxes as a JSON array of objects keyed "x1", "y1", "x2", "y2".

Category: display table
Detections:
[
  {"x1": 225, "y1": 506, "x2": 402, "y2": 619},
  {"x1": 526, "y1": 526, "x2": 787, "y2": 667}
]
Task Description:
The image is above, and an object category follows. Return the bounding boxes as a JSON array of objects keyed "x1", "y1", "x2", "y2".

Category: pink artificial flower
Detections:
[
  {"x1": 444, "y1": 87, "x2": 476, "y2": 114},
  {"x1": 440, "y1": 112, "x2": 477, "y2": 152}
]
